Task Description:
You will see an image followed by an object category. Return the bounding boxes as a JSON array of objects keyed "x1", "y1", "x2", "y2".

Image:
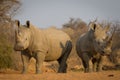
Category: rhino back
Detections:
[
  {"x1": 43, "y1": 28, "x2": 71, "y2": 61},
  {"x1": 28, "y1": 25, "x2": 49, "y2": 54}
]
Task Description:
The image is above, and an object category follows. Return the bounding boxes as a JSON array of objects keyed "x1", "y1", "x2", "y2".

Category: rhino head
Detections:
[
  {"x1": 14, "y1": 20, "x2": 31, "y2": 51},
  {"x1": 89, "y1": 20, "x2": 112, "y2": 55}
]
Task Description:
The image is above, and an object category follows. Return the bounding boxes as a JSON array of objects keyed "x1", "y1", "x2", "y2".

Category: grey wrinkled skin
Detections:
[
  {"x1": 14, "y1": 20, "x2": 72, "y2": 74},
  {"x1": 76, "y1": 21, "x2": 112, "y2": 73}
]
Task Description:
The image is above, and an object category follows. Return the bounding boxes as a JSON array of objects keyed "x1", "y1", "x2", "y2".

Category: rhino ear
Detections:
[
  {"x1": 89, "y1": 23, "x2": 97, "y2": 31},
  {"x1": 15, "y1": 20, "x2": 20, "y2": 27},
  {"x1": 26, "y1": 20, "x2": 30, "y2": 28},
  {"x1": 93, "y1": 24, "x2": 96, "y2": 30}
]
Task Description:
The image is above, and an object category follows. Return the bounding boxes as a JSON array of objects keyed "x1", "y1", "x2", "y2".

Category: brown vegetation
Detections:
[{"x1": 0, "y1": 0, "x2": 21, "y2": 70}]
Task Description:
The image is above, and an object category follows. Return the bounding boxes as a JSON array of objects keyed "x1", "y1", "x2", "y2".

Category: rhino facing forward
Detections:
[
  {"x1": 14, "y1": 20, "x2": 72, "y2": 74},
  {"x1": 76, "y1": 21, "x2": 112, "y2": 72}
]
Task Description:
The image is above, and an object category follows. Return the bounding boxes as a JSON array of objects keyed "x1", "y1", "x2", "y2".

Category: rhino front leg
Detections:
[
  {"x1": 97, "y1": 56, "x2": 104, "y2": 72},
  {"x1": 93, "y1": 62, "x2": 98, "y2": 72},
  {"x1": 81, "y1": 53, "x2": 90, "y2": 73},
  {"x1": 92, "y1": 58, "x2": 97, "y2": 72},
  {"x1": 92, "y1": 59, "x2": 102, "y2": 72},
  {"x1": 21, "y1": 52, "x2": 30, "y2": 74},
  {"x1": 35, "y1": 52, "x2": 45, "y2": 74}
]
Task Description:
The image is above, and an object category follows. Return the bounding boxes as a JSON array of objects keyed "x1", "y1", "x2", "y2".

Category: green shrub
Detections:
[{"x1": 0, "y1": 34, "x2": 13, "y2": 69}]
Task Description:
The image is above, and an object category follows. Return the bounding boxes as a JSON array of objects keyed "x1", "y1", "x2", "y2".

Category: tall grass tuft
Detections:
[{"x1": 0, "y1": 34, "x2": 13, "y2": 69}]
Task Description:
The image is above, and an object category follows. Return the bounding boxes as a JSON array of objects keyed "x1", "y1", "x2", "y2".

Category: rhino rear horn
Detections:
[
  {"x1": 26, "y1": 20, "x2": 30, "y2": 28},
  {"x1": 93, "y1": 18, "x2": 97, "y2": 23}
]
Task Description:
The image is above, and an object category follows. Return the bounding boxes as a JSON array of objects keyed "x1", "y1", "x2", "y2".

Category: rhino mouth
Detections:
[
  {"x1": 99, "y1": 50, "x2": 105, "y2": 55},
  {"x1": 14, "y1": 44, "x2": 25, "y2": 51}
]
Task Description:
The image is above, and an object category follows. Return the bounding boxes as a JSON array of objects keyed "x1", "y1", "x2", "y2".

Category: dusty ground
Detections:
[
  {"x1": 4, "y1": 56, "x2": 119, "y2": 80},
  {"x1": 0, "y1": 70, "x2": 120, "y2": 80},
  {"x1": 0, "y1": 61, "x2": 120, "y2": 80},
  {"x1": 0, "y1": 57, "x2": 120, "y2": 80}
]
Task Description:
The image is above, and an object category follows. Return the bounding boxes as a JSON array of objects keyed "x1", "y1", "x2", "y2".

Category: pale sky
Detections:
[{"x1": 14, "y1": 0, "x2": 120, "y2": 28}]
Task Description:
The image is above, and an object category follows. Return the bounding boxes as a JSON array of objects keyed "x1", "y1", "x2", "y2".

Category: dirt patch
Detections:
[
  {"x1": 0, "y1": 59, "x2": 120, "y2": 80},
  {"x1": 0, "y1": 71, "x2": 120, "y2": 80},
  {"x1": 1, "y1": 55, "x2": 119, "y2": 80}
]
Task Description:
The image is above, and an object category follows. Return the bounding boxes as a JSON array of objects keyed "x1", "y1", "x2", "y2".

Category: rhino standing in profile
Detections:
[
  {"x1": 76, "y1": 20, "x2": 112, "y2": 72},
  {"x1": 14, "y1": 20, "x2": 72, "y2": 74}
]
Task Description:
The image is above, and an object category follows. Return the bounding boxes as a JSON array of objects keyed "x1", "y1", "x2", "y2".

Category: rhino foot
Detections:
[
  {"x1": 21, "y1": 71, "x2": 27, "y2": 74},
  {"x1": 84, "y1": 68, "x2": 91, "y2": 73},
  {"x1": 36, "y1": 70, "x2": 42, "y2": 74}
]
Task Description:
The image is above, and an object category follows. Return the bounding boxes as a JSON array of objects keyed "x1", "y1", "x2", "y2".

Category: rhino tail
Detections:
[{"x1": 58, "y1": 40, "x2": 72, "y2": 73}]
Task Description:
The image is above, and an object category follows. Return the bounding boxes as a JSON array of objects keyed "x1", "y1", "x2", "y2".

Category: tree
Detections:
[
  {"x1": 63, "y1": 18, "x2": 87, "y2": 30},
  {"x1": 0, "y1": 0, "x2": 20, "y2": 69},
  {"x1": 0, "y1": 0, "x2": 20, "y2": 23}
]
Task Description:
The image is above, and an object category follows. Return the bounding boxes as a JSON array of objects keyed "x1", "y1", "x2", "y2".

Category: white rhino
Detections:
[
  {"x1": 14, "y1": 20, "x2": 72, "y2": 74},
  {"x1": 76, "y1": 21, "x2": 112, "y2": 72}
]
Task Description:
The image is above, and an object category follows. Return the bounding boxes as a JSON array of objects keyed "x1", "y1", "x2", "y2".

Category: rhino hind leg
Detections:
[
  {"x1": 58, "y1": 60, "x2": 67, "y2": 73},
  {"x1": 58, "y1": 40, "x2": 72, "y2": 73}
]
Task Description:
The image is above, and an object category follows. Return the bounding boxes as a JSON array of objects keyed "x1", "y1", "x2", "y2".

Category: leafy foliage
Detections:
[
  {"x1": 0, "y1": 0, "x2": 20, "y2": 69},
  {"x1": 0, "y1": 33, "x2": 14, "y2": 69}
]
